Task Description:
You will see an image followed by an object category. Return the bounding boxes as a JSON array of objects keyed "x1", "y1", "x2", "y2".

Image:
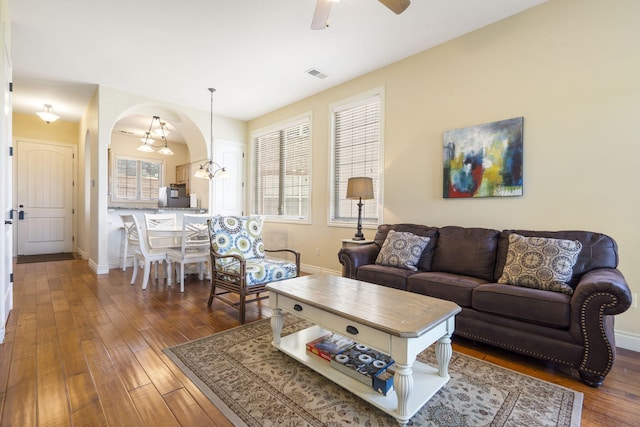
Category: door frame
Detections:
[{"x1": 13, "y1": 138, "x2": 77, "y2": 256}]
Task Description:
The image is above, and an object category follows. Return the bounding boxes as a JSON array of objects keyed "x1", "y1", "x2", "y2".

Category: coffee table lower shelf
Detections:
[{"x1": 275, "y1": 324, "x2": 449, "y2": 424}]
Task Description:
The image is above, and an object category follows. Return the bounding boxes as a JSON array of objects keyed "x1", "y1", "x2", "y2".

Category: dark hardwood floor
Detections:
[{"x1": 0, "y1": 258, "x2": 638, "y2": 426}]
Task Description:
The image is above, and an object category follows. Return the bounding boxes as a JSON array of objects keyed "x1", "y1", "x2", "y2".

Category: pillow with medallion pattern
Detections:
[
  {"x1": 498, "y1": 233, "x2": 582, "y2": 295},
  {"x1": 375, "y1": 230, "x2": 430, "y2": 271}
]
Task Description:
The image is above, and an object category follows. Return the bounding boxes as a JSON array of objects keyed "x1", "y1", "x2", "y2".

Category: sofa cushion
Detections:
[
  {"x1": 407, "y1": 272, "x2": 487, "y2": 308},
  {"x1": 431, "y1": 226, "x2": 500, "y2": 281},
  {"x1": 498, "y1": 233, "x2": 582, "y2": 295},
  {"x1": 495, "y1": 229, "x2": 619, "y2": 287},
  {"x1": 472, "y1": 283, "x2": 571, "y2": 328},
  {"x1": 209, "y1": 215, "x2": 265, "y2": 265},
  {"x1": 357, "y1": 264, "x2": 415, "y2": 290},
  {"x1": 374, "y1": 224, "x2": 438, "y2": 271},
  {"x1": 375, "y1": 230, "x2": 430, "y2": 271}
]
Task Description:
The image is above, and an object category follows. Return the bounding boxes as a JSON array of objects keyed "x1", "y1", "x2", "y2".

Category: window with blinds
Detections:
[
  {"x1": 330, "y1": 91, "x2": 382, "y2": 225},
  {"x1": 252, "y1": 115, "x2": 311, "y2": 221},
  {"x1": 113, "y1": 156, "x2": 162, "y2": 201}
]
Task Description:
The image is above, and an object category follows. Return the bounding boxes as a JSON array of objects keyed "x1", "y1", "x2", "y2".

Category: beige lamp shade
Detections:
[{"x1": 346, "y1": 177, "x2": 374, "y2": 200}]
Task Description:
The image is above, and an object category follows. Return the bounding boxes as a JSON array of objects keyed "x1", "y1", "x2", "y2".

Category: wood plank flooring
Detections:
[{"x1": 0, "y1": 258, "x2": 638, "y2": 426}]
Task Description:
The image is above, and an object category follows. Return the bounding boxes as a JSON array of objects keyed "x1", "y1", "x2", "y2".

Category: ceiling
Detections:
[{"x1": 9, "y1": 0, "x2": 546, "y2": 138}]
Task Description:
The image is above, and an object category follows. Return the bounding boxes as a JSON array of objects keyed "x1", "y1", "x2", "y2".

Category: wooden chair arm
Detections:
[
  {"x1": 210, "y1": 249, "x2": 246, "y2": 278},
  {"x1": 265, "y1": 248, "x2": 301, "y2": 277}
]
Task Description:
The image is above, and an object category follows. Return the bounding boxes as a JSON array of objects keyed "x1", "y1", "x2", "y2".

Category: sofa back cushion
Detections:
[
  {"x1": 374, "y1": 224, "x2": 438, "y2": 271},
  {"x1": 495, "y1": 230, "x2": 618, "y2": 287},
  {"x1": 431, "y1": 226, "x2": 500, "y2": 281}
]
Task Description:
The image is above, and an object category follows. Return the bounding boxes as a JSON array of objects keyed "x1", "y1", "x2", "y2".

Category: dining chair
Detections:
[
  {"x1": 144, "y1": 212, "x2": 179, "y2": 249},
  {"x1": 166, "y1": 214, "x2": 211, "y2": 293},
  {"x1": 130, "y1": 215, "x2": 171, "y2": 290},
  {"x1": 208, "y1": 215, "x2": 300, "y2": 324},
  {"x1": 119, "y1": 214, "x2": 136, "y2": 271}
]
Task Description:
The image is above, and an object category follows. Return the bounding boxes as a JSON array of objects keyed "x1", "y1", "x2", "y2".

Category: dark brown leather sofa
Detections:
[{"x1": 338, "y1": 224, "x2": 632, "y2": 387}]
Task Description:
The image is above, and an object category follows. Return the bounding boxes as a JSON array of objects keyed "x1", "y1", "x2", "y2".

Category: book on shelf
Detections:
[{"x1": 306, "y1": 333, "x2": 355, "y2": 362}]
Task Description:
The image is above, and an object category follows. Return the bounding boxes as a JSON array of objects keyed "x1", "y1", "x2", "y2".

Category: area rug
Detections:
[
  {"x1": 16, "y1": 252, "x2": 75, "y2": 264},
  {"x1": 164, "y1": 315, "x2": 582, "y2": 427}
]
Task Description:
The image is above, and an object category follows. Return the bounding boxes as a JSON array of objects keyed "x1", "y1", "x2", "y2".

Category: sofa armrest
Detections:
[
  {"x1": 570, "y1": 268, "x2": 632, "y2": 384},
  {"x1": 338, "y1": 243, "x2": 380, "y2": 279}
]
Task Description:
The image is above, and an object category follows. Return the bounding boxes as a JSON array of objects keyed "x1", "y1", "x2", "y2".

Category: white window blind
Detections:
[
  {"x1": 113, "y1": 157, "x2": 162, "y2": 201},
  {"x1": 253, "y1": 116, "x2": 311, "y2": 220},
  {"x1": 331, "y1": 93, "x2": 381, "y2": 223}
]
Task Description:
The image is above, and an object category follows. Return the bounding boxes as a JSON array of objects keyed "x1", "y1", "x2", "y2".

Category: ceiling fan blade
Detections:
[
  {"x1": 379, "y1": 0, "x2": 410, "y2": 15},
  {"x1": 311, "y1": 0, "x2": 332, "y2": 30}
]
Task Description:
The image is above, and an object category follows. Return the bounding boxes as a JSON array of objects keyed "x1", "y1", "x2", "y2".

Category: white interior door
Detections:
[
  {"x1": 1, "y1": 38, "x2": 13, "y2": 343},
  {"x1": 16, "y1": 140, "x2": 75, "y2": 255},
  {"x1": 213, "y1": 140, "x2": 244, "y2": 216}
]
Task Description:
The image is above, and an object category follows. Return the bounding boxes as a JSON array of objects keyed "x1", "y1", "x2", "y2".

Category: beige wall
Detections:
[
  {"x1": 13, "y1": 113, "x2": 80, "y2": 144},
  {"x1": 249, "y1": 0, "x2": 640, "y2": 343}
]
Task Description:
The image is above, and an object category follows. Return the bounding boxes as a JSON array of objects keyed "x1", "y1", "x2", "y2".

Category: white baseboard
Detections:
[
  {"x1": 615, "y1": 331, "x2": 640, "y2": 352},
  {"x1": 300, "y1": 264, "x2": 341, "y2": 276}
]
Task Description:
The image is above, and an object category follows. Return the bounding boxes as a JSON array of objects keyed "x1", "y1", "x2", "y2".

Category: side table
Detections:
[{"x1": 341, "y1": 238, "x2": 374, "y2": 248}]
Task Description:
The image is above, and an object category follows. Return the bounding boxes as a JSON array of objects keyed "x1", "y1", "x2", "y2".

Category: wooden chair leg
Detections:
[
  {"x1": 239, "y1": 293, "x2": 246, "y2": 324},
  {"x1": 207, "y1": 279, "x2": 216, "y2": 306}
]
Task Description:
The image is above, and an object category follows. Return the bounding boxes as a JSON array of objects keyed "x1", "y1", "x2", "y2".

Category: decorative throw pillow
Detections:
[
  {"x1": 498, "y1": 233, "x2": 582, "y2": 295},
  {"x1": 209, "y1": 216, "x2": 265, "y2": 265},
  {"x1": 375, "y1": 230, "x2": 431, "y2": 271}
]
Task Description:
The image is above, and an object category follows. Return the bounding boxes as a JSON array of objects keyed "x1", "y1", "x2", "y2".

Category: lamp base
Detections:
[{"x1": 352, "y1": 234, "x2": 365, "y2": 241}]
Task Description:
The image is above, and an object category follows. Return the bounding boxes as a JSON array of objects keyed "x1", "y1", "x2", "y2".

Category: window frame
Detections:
[
  {"x1": 250, "y1": 112, "x2": 313, "y2": 224},
  {"x1": 328, "y1": 87, "x2": 384, "y2": 229},
  {"x1": 110, "y1": 155, "x2": 164, "y2": 204}
]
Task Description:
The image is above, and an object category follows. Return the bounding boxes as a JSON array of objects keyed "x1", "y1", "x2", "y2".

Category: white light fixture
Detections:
[
  {"x1": 194, "y1": 88, "x2": 227, "y2": 180},
  {"x1": 137, "y1": 116, "x2": 174, "y2": 155},
  {"x1": 36, "y1": 104, "x2": 60, "y2": 124}
]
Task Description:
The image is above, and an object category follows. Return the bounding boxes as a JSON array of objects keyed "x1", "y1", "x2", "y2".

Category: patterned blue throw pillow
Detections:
[{"x1": 375, "y1": 230, "x2": 430, "y2": 271}]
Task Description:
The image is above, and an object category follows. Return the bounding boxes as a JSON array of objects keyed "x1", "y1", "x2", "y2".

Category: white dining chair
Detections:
[
  {"x1": 130, "y1": 215, "x2": 171, "y2": 290},
  {"x1": 144, "y1": 212, "x2": 179, "y2": 250},
  {"x1": 119, "y1": 214, "x2": 136, "y2": 271},
  {"x1": 166, "y1": 214, "x2": 211, "y2": 293}
]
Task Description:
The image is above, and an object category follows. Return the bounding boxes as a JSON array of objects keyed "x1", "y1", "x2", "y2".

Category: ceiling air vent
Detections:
[{"x1": 306, "y1": 68, "x2": 328, "y2": 79}]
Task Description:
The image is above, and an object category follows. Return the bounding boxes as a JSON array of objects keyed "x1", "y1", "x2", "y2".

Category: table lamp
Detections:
[{"x1": 346, "y1": 177, "x2": 374, "y2": 240}]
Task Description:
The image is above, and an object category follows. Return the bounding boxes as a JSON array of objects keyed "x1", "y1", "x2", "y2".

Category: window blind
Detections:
[
  {"x1": 332, "y1": 94, "x2": 381, "y2": 222},
  {"x1": 253, "y1": 117, "x2": 311, "y2": 220},
  {"x1": 113, "y1": 157, "x2": 162, "y2": 202}
]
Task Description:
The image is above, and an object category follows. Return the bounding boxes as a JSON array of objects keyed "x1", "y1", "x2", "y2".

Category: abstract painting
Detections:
[{"x1": 443, "y1": 117, "x2": 523, "y2": 198}]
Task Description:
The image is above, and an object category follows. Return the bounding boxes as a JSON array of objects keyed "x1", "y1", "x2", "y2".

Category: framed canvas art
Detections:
[{"x1": 443, "y1": 117, "x2": 523, "y2": 198}]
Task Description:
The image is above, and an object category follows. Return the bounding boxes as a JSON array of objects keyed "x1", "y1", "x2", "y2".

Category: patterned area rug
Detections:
[{"x1": 164, "y1": 315, "x2": 582, "y2": 426}]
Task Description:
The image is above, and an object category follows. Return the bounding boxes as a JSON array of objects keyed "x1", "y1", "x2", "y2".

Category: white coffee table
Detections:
[{"x1": 267, "y1": 274, "x2": 461, "y2": 427}]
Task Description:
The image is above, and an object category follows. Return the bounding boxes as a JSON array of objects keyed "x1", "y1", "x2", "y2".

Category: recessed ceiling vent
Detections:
[{"x1": 306, "y1": 68, "x2": 328, "y2": 79}]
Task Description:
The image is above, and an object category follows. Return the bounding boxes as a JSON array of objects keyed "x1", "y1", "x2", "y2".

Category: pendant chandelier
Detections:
[
  {"x1": 194, "y1": 88, "x2": 227, "y2": 180},
  {"x1": 137, "y1": 115, "x2": 174, "y2": 156}
]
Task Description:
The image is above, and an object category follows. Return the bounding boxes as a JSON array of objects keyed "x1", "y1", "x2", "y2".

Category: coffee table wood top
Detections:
[{"x1": 267, "y1": 275, "x2": 460, "y2": 338}]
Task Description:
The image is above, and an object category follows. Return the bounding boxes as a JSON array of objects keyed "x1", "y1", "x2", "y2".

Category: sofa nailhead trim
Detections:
[
  {"x1": 578, "y1": 291, "x2": 617, "y2": 375},
  {"x1": 455, "y1": 331, "x2": 573, "y2": 367}
]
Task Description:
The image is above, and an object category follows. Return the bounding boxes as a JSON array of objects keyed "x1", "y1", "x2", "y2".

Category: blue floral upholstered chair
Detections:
[{"x1": 208, "y1": 215, "x2": 300, "y2": 324}]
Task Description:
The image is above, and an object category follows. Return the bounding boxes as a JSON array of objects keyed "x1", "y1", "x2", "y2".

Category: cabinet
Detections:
[{"x1": 175, "y1": 163, "x2": 191, "y2": 194}]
